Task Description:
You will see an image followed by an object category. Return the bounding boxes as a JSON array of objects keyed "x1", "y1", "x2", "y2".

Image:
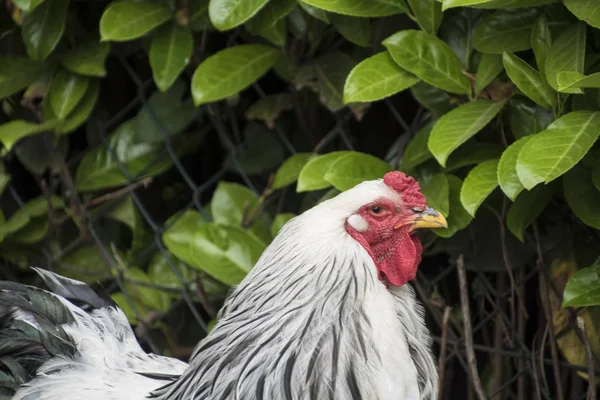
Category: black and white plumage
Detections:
[{"x1": 0, "y1": 172, "x2": 445, "y2": 400}]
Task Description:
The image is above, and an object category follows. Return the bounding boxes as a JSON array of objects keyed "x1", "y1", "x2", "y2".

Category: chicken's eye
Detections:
[
  {"x1": 370, "y1": 206, "x2": 381, "y2": 214},
  {"x1": 411, "y1": 207, "x2": 423, "y2": 213}
]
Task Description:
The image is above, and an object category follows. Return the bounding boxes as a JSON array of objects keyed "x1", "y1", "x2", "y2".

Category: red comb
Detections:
[{"x1": 383, "y1": 171, "x2": 426, "y2": 208}]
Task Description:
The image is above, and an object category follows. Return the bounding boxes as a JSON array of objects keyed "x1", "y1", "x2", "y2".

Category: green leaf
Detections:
[
  {"x1": 60, "y1": 40, "x2": 111, "y2": 77},
  {"x1": 0, "y1": 120, "x2": 57, "y2": 151},
  {"x1": 434, "y1": 175, "x2": 472, "y2": 238},
  {"x1": 564, "y1": 164, "x2": 600, "y2": 229},
  {"x1": 497, "y1": 136, "x2": 534, "y2": 201},
  {"x1": 297, "y1": 151, "x2": 352, "y2": 192},
  {"x1": 56, "y1": 246, "x2": 112, "y2": 283},
  {"x1": 557, "y1": 71, "x2": 600, "y2": 92},
  {"x1": 343, "y1": 52, "x2": 419, "y2": 103},
  {"x1": 148, "y1": 251, "x2": 195, "y2": 295},
  {"x1": 466, "y1": 0, "x2": 557, "y2": 7},
  {"x1": 428, "y1": 100, "x2": 505, "y2": 167},
  {"x1": 13, "y1": 0, "x2": 44, "y2": 12},
  {"x1": 209, "y1": 0, "x2": 270, "y2": 30},
  {"x1": 163, "y1": 219, "x2": 265, "y2": 286},
  {"x1": 309, "y1": 52, "x2": 357, "y2": 111},
  {"x1": 545, "y1": 22, "x2": 586, "y2": 93},
  {"x1": 245, "y1": 93, "x2": 293, "y2": 128},
  {"x1": 506, "y1": 97, "x2": 554, "y2": 140},
  {"x1": 383, "y1": 30, "x2": 471, "y2": 95},
  {"x1": 410, "y1": 82, "x2": 456, "y2": 116},
  {"x1": 330, "y1": 13, "x2": 370, "y2": 47},
  {"x1": 299, "y1": 2, "x2": 330, "y2": 22},
  {"x1": 460, "y1": 158, "x2": 499, "y2": 217},
  {"x1": 0, "y1": 172, "x2": 11, "y2": 198},
  {"x1": 254, "y1": 18, "x2": 287, "y2": 47},
  {"x1": 420, "y1": 173, "x2": 449, "y2": 217},
  {"x1": 100, "y1": 1, "x2": 172, "y2": 42},
  {"x1": 210, "y1": 181, "x2": 270, "y2": 243},
  {"x1": 531, "y1": 14, "x2": 551, "y2": 78},
  {"x1": 299, "y1": 0, "x2": 407, "y2": 17},
  {"x1": 516, "y1": 111, "x2": 600, "y2": 189},
  {"x1": 224, "y1": 122, "x2": 285, "y2": 175},
  {"x1": 246, "y1": 0, "x2": 296, "y2": 32},
  {"x1": 445, "y1": 142, "x2": 503, "y2": 171},
  {"x1": 21, "y1": 0, "x2": 69, "y2": 60},
  {"x1": 272, "y1": 153, "x2": 315, "y2": 190},
  {"x1": 564, "y1": 0, "x2": 600, "y2": 29},
  {"x1": 475, "y1": 53, "x2": 503, "y2": 93},
  {"x1": 0, "y1": 57, "x2": 44, "y2": 99},
  {"x1": 402, "y1": 121, "x2": 435, "y2": 170},
  {"x1": 75, "y1": 119, "x2": 176, "y2": 191},
  {"x1": 48, "y1": 68, "x2": 90, "y2": 120},
  {"x1": 562, "y1": 259, "x2": 600, "y2": 307},
  {"x1": 437, "y1": 10, "x2": 473, "y2": 69},
  {"x1": 271, "y1": 213, "x2": 295, "y2": 237},
  {"x1": 149, "y1": 23, "x2": 194, "y2": 93},
  {"x1": 55, "y1": 80, "x2": 100, "y2": 134},
  {"x1": 502, "y1": 52, "x2": 556, "y2": 110},
  {"x1": 189, "y1": 0, "x2": 213, "y2": 31},
  {"x1": 506, "y1": 182, "x2": 556, "y2": 241},
  {"x1": 0, "y1": 196, "x2": 64, "y2": 242},
  {"x1": 191, "y1": 44, "x2": 280, "y2": 106},
  {"x1": 324, "y1": 152, "x2": 392, "y2": 191},
  {"x1": 441, "y1": 0, "x2": 492, "y2": 9},
  {"x1": 123, "y1": 267, "x2": 170, "y2": 313},
  {"x1": 474, "y1": 8, "x2": 540, "y2": 54},
  {"x1": 134, "y1": 81, "x2": 197, "y2": 144},
  {"x1": 407, "y1": 0, "x2": 442, "y2": 34}
]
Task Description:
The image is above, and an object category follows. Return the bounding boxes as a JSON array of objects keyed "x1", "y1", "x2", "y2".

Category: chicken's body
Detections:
[{"x1": 0, "y1": 173, "x2": 440, "y2": 400}]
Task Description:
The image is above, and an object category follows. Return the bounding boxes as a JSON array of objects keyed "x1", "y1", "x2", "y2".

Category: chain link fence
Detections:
[{"x1": 2, "y1": 53, "x2": 597, "y2": 400}]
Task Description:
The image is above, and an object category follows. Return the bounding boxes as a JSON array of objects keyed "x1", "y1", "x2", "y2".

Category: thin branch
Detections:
[
  {"x1": 438, "y1": 306, "x2": 452, "y2": 400},
  {"x1": 84, "y1": 177, "x2": 153, "y2": 209},
  {"x1": 457, "y1": 255, "x2": 487, "y2": 400},
  {"x1": 533, "y1": 223, "x2": 564, "y2": 400},
  {"x1": 578, "y1": 316, "x2": 597, "y2": 400}
]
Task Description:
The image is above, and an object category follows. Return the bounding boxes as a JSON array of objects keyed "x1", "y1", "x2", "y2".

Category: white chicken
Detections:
[{"x1": 0, "y1": 171, "x2": 446, "y2": 400}]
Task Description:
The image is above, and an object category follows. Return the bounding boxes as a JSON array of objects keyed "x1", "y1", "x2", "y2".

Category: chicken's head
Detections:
[{"x1": 345, "y1": 171, "x2": 447, "y2": 287}]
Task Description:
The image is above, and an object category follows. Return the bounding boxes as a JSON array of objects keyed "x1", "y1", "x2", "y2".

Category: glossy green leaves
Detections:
[
  {"x1": 300, "y1": 0, "x2": 407, "y2": 17},
  {"x1": 343, "y1": 52, "x2": 419, "y2": 103},
  {"x1": 22, "y1": 0, "x2": 69, "y2": 60},
  {"x1": 428, "y1": 100, "x2": 505, "y2": 167},
  {"x1": 474, "y1": 8, "x2": 540, "y2": 54},
  {"x1": 48, "y1": 69, "x2": 90, "y2": 120},
  {"x1": 191, "y1": 44, "x2": 279, "y2": 106},
  {"x1": 150, "y1": 24, "x2": 194, "y2": 92},
  {"x1": 100, "y1": 1, "x2": 171, "y2": 42},
  {"x1": 564, "y1": 0, "x2": 600, "y2": 29},
  {"x1": 209, "y1": 0, "x2": 270, "y2": 30},
  {"x1": 384, "y1": 30, "x2": 470, "y2": 95},
  {"x1": 502, "y1": 52, "x2": 555, "y2": 110},
  {"x1": 460, "y1": 158, "x2": 500, "y2": 216},
  {"x1": 296, "y1": 151, "x2": 391, "y2": 192},
  {"x1": 0, "y1": 57, "x2": 44, "y2": 99},
  {"x1": 545, "y1": 22, "x2": 586, "y2": 93},
  {"x1": 563, "y1": 259, "x2": 600, "y2": 307},
  {"x1": 516, "y1": 111, "x2": 600, "y2": 189}
]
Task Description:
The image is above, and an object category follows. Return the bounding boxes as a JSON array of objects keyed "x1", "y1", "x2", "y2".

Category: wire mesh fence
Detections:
[{"x1": 2, "y1": 52, "x2": 597, "y2": 400}]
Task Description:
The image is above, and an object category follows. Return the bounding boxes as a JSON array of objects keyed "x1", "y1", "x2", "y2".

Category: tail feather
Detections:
[
  {"x1": 31, "y1": 267, "x2": 113, "y2": 311},
  {"x1": 0, "y1": 269, "x2": 89, "y2": 397},
  {"x1": 0, "y1": 268, "x2": 188, "y2": 400}
]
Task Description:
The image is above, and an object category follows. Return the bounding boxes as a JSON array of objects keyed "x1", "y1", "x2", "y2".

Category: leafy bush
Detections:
[{"x1": 2, "y1": 0, "x2": 600, "y2": 394}]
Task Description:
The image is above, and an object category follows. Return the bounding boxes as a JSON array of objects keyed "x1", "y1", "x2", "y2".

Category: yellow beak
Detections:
[{"x1": 394, "y1": 207, "x2": 448, "y2": 231}]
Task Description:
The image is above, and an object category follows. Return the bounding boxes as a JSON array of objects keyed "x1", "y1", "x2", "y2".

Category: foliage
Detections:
[{"x1": 2, "y1": 0, "x2": 600, "y2": 393}]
